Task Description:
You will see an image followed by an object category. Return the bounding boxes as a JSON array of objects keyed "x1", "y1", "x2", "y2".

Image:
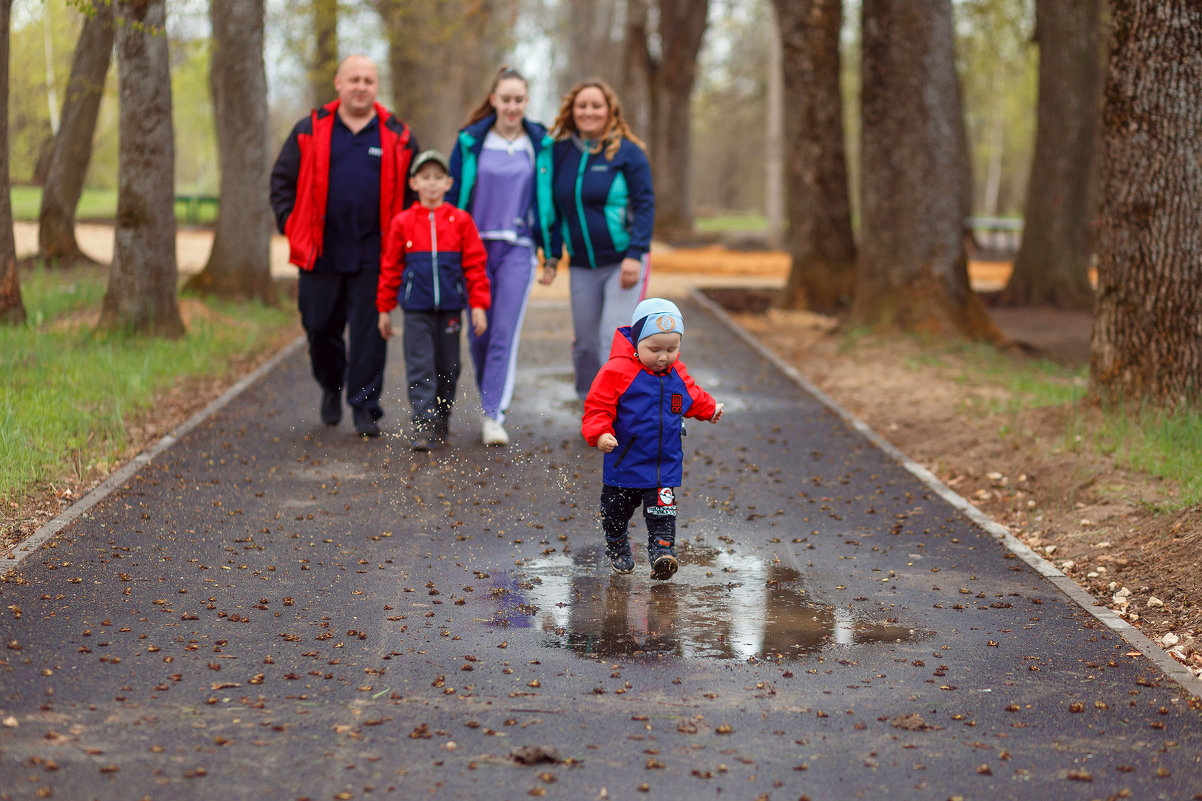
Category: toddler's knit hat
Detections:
[{"x1": 630, "y1": 298, "x2": 684, "y2": 343}]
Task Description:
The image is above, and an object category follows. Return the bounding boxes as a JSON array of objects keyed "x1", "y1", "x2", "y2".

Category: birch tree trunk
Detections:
[
  {"x1": 183, "y1": 0, "x2": 273, "y2": 302},
  {"x1": 1091, "y1": 0, "x2": 1202, "y2": 407},
  {"x1": 98, "y1": 0, "x2": 184, "y2": 337},
  {"x1": 851, "y1": 0, "x2": 1000, "y2": 341}
]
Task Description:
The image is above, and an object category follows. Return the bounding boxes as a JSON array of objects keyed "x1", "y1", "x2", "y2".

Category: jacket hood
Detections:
[{"x1": 607, "y1": 326, "x2": 638, "y2": 362}]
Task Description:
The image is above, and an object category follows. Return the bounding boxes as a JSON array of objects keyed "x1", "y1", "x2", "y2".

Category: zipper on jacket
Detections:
[
  {"x1": 429, "y1": 210, "x2": 440, "y2": 308},
  {"x1": 658, "y1": 375, "x2": 667, "y2": 487},
  {"x1": 574, "y1": 146, "x2": 597, "y2": 268}
]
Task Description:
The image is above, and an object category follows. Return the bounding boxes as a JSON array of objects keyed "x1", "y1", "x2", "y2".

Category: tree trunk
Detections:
[
  {"x1": 0, "y1": 0, "x2": 27, "y2": 325},
  {"x1": 773, "y1": 0, "x2": 856, "y2": 313},
  {"x1": 851, "y1": 0, "x2": 1000, "y2": 341},
  {"x1": 1000, "y1": 0, "x2": 1102, "y2": 309},
  {"x1": 376, "y1": 0, "x2": 513, "y2": 151},
  {"x1": 310, "y1": 0, "x2": 338, "y2": 109},
  {"x1": 764, "y1": 14, "x2": 783, "y2": 247},
  {"x1": 37, "y1": 0, "x2": 114, "y2": 268},
  {"x1": 561, "y1": 0, "x2": 621, "y2": 101},
  {"x1": 646, "y1": 0, "x2": 707, "y2": 239},
  {"x1": 1090, "y1": 0, "x2": 1202, "y2": 408},
  {"x1": 619, "y1": 0, "x2": 651, "y2": 135},
  {"x1": 183, "y1": 0, "x2": 273, "y2": 302},
  {"x1": 98, "y1": 0, "x2": 184, "y2": 337}
]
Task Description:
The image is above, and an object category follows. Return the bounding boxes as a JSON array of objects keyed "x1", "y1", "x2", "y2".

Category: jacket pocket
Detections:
[{"x1": 613, "y1": 434, "x2": 637, "y2": 468}]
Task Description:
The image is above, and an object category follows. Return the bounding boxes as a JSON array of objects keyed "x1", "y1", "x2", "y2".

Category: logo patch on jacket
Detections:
[
  {"x1": 368, "y1": 146, "x2": 383, "y2": 157},
  {"x1": 671, "y1": 393, "x2": 683, "y2": 414}
]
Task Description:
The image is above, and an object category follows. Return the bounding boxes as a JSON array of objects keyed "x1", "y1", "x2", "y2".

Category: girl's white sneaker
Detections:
[{"x1": 481, "y1": 415, "x2": 510, "y2": 446}]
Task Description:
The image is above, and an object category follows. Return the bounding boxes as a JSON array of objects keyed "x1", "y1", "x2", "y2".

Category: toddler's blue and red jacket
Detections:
[
  {"x1": 582, "y1": 328, "x2": 718, "y2": 489},
  {"x1": 377, "y1": 202, "x2": 490, "y2": 313},
  {"x1": 551, "y1": 137, "x2": 654, "y2": 268}
]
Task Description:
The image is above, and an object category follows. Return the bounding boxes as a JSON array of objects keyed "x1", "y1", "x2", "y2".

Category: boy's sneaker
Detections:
[
  {"x1": 606, "y1": 538, "x2": 635, "y2": 574},
  {"x1": 481, "y1": 415, "x2": 510, "y2": 446},
  {"x1": 649, "y1": 537, "x2": 678, "y2": 581},
  {"x1": 411, "y1": 434, "x2": 440, "y2": 451}
]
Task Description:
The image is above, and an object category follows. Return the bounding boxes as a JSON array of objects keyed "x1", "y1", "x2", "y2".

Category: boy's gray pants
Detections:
[{"x1": 402, "y1": 309, "x2": 462, "y2": 435}]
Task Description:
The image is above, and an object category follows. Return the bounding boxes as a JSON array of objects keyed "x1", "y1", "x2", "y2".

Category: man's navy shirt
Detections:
[{"x1": 315, "y1": 114, "x2": 383, "y2": 273}]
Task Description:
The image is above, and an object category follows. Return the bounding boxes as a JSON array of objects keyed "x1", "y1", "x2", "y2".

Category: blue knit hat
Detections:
[{"x1": 630, "y1": 298, "x2": 684, "y2": 343}]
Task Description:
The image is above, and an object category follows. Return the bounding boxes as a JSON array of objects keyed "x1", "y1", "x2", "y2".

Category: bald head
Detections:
[{"x1": 334, "y1": 55, "x2": 379, "y2": 119}]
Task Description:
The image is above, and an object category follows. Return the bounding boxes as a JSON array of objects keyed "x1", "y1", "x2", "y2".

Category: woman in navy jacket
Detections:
[
  {"x1": 448, "y1": 68, "x2": 557, "y2": 446},
  {"x1": 547, "y1": 78, "x2": 655, "y2": 399}
]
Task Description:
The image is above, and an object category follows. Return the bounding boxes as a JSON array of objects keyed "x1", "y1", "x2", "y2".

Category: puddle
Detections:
[{"x1": 486, "y1": 543, "x2": 929, "y2": 662}]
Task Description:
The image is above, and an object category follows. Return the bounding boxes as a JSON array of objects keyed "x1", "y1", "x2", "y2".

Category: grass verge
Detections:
[
  {"x1": 10, "y1": 186, "x2": 219, "y2": 225},
  {"x1": 0, "y1": 264, "x2": 295, "y2": 519},
  {"x1": 905, "y1": 338, "x2": 1201, "y2": 508}
]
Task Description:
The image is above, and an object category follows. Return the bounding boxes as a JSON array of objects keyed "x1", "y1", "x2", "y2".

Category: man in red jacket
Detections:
[{"x1": 270, "y1": 55, "x2": 419, "y2": 437}]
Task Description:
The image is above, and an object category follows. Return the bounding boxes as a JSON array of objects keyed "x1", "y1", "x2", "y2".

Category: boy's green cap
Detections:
[{"x1": 411, "y1": 149, "x2": 450, "y2": 176}]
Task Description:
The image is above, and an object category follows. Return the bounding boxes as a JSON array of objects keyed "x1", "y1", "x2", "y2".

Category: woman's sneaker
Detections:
[{"x1": 606, "y1": 538, "x2": 635, "y2": 574}]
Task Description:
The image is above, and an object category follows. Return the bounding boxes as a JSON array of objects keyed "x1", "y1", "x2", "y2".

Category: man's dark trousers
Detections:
[
  {"x1": 297, "y1": 269, "x2": 386, "y2": 422},
  {"x1": 402, "y1": 310, "x2": 463, "y2": 435}
]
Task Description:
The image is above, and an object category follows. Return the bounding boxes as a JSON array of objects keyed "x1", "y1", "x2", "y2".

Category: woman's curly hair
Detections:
[{"x1": 551, "y1": 78, "x2": 646, "y2": 160}]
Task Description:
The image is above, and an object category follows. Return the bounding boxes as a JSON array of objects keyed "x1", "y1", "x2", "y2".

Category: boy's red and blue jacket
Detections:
[
  {"x1": 582, "y1": 328, "x2": 718, "y2": 488},
  {"x1": 270, "y1": 100, "x2": 416, "y2": 270},
  {"x1": 551, "y1": 137, "x2": 654, "y2": 268},
  {"x1": 448, "y1": 113, "x2": 558, "y2": 254},
  {"x1": 377, "y1": 202, "x2": 490, "y2": 313}
]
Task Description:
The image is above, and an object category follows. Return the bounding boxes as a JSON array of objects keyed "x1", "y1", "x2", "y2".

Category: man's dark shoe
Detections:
[
  {"x1": 321, "y1": 390, "x2": 341, "y2": 426},
  {"x1": 606, "y1": 537, "x2": 635, "y2": 574}
]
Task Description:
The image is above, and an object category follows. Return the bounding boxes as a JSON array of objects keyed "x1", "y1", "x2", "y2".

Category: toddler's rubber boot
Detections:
[
  {"x1": 649, "y1": 537, "x2": 678, "y2": 581},
  {"x1": 606, "y1": 535, "x2": 635, "y2": 574}
]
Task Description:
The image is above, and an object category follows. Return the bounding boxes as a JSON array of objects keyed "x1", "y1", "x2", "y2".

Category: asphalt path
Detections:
[{"x1": 2, "y1": 295, "x2": 1200, "y2": 801}]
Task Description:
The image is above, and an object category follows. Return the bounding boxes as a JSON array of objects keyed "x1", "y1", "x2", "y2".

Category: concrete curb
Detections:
[
  {"x1": 690, "y1": 287, "x2": 1202, "y2": 699},
  {"x1": 5, "y1": 335, "x2": 306, "y2": 573}
]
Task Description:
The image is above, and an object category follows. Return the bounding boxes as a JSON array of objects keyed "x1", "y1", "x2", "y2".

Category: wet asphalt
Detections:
[{"x1": 1, "y1": 295, "x2": 1200, "y2": 801}]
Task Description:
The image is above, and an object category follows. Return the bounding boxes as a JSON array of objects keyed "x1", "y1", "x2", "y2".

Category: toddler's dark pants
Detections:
[
  {"x1": 600, "y1": 485, "x2": 677, "y2": 558},
  {"x1": 403, "y1": 309, "x2": 463, "y2": 435}
]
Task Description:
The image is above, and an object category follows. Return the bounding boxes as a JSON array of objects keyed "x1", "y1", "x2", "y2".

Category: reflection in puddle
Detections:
[{"x1": 488, "y1": 543, "x2": 929, "y2": 662}]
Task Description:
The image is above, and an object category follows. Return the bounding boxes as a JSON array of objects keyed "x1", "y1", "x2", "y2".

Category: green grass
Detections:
[
  {"x1": 695, "y1": 212, "x2": 769, "y2": 233},
  {"x1": 893, "y1": 336, "x2": 1201, "y2": 506},
  {"x1": 10, "y1": 186, "x2": 219, "y2": 225},
  {"x1": 0, "y1": 265, "x2": 294, "y2": 511},
  {"x1": 1087, "y1": 404, "x2": 1202, "y2": 507}
]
